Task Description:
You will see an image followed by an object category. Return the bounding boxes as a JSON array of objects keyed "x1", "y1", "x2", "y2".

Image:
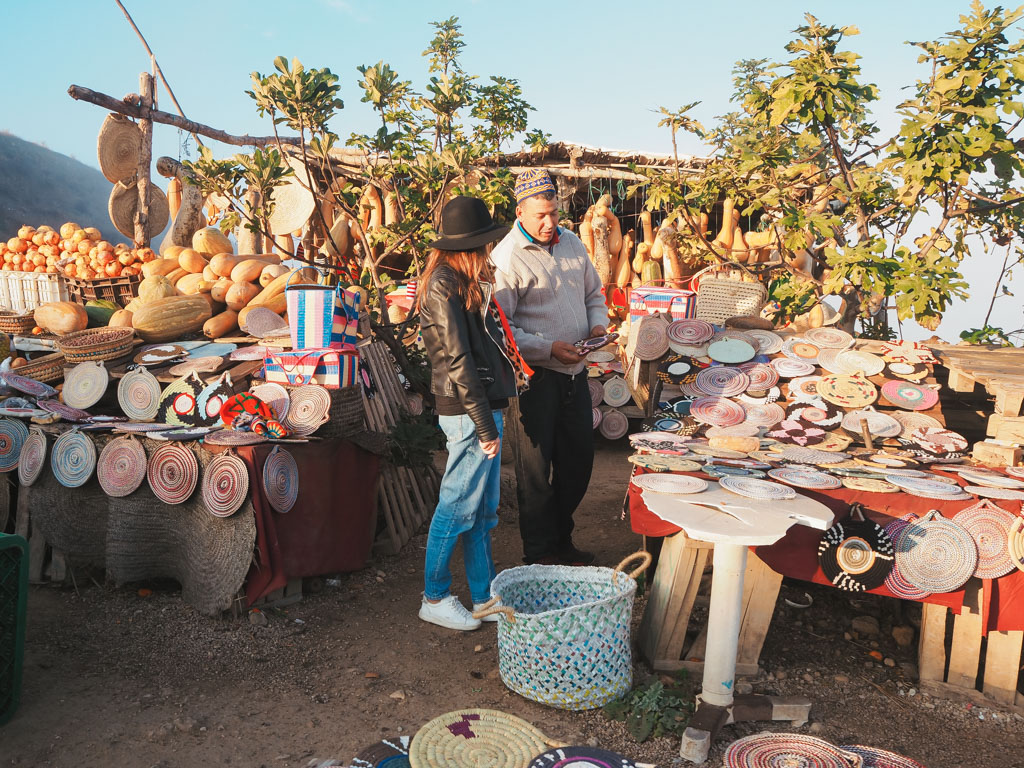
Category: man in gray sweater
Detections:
[{"x1": 492, "y1": 169, "x2": 608, "y2": 565}]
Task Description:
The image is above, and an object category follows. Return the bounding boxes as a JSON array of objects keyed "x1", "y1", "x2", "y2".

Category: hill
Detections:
[{"x1": 0, "y1": 132, "x2": 134, "y2": 244}]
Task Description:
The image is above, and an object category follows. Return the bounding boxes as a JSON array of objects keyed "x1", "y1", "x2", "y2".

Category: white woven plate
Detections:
[
  {"x1": 719, "y1": 475, "x2": 796, "y2": 500},
  {"x1": 964, "y1": 486, "x2": 1024, "y2": 500},
  {"x1": 632, "y1": 474, "x2": 708, "y2": 495}
]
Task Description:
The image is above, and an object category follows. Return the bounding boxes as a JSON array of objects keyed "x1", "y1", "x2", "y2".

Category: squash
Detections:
[
  {"x1": 259, "y1": 264, "x2": 288, "y2": 287},
  {"x1": 615, "y1": 229, "x2": 635, "y2": 291},
  {"x1": 225, "y1": 281, "x2": 260, "y2": 311},
  {"x1": 125, "y1": 297, "x2": 143, "y2": 314},
  {"x1": 138, "y1": 275, "x2": 177, "y2": 304},
  {"x1": 167, "y1": 267, "x2": 188, "y2": 286},
  {"x1": 141, "y1": 257, "x2": 180, "y2": 278},
  {"x1": 640, "y1": 259, "x2": 662, "y2": 286},
  {"x1": 640, "y1": 211, "x2": 654, "y2": 245},
  {"x1": 84, "y1": 300, "x2": 118, "y2": 327},
  {"x1": 251, "y1": 268, "x2": 313, "y2": 306},
  {"x1": 579, "y1": 209, "x2": 594, "y2": 257},
  {"x1": 131, "y1": 294, "x2": 213, "y2": 342},
  {"x1": 192, "y1": 227, "x2": 233, "y2": 256},
  {"x1": 238, "y1": 293, "x2": 287, "y2": 327},
  {"x1": 162, "y1": 245, "x2": 185, "y2": 263},
  {"x1": 230, "y1": 258, "x2": 272, "y2": 284},
  {"x1": 108, "y1": 309, "x2": 134, "y2": 328},
  {"x1": 167, "y1": 177, "x2": 182, "y2": 221},
  {"x1": 203, "y1": 310, "x2": 238, "y2": 339},
  {"x1": 202, "y1": 265, "x2": 218, "y2": 282},
  {"x1": 211, "y1": 279, "x2": 234, "y2": 304},
  {"x1": 34, "y1": 302, "x2": 88, "y2": 336},
  {"x1": 178, "y1": 248, "x2": 209, "y2": 274},
  {"x1": 209, "y1": 253, "x2": 242, "y2": 278},
  {"x1": 176, "y1": 273, "x2": 213, "y2": 295}
]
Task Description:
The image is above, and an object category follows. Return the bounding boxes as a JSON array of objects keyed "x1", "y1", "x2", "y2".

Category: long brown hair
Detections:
[{"x1": 418, "y1": 247, "x2": 494, "y2": 312}]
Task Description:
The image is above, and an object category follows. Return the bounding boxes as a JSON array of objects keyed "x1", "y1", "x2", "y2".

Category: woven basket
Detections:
[
  {"x1": 474, "y1": 552, "x2": 651, "y2": 710},
  {"x1": 694, "y1": 267, "x2": 768, "y2": 325},
  {"x1": 314, "y1": 385, "x2": 366, "y2": 440},
  {"x1": 58, "y1": 327, "x2": 136, "y2": 364},
  {"x1": 409, "y1": 709, "x2": 561, "y2": 768},
  {"x1": 17, "y1": 352, "x2": 66, "y2": 384},
  {"x1": 0, "y1": 311, "x2": 36, "y2": 335}
]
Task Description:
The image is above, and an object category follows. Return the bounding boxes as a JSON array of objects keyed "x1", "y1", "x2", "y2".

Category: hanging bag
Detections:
[{"x1": 285, "y1": 269, "x2": 361, "y2": 350}]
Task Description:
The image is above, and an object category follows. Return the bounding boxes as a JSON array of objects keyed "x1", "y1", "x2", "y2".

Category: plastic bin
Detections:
[
  {"x1": 0, "y1": 533, "x2": 27, "y2": 725},
  {"x1": 0, "y1": 273, "x2": 68, "y2": 314},
  {"x1": 62, "y1": 274, "x2": 141, "y2": 309}
]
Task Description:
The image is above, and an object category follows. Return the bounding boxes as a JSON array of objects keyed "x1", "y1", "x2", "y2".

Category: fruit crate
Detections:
[
  {"x1": 0, "y1": 272, "x2": 69, "y2": 314},
  {"x1": 0, "y1": 533, "x2": 28, "y2": 726},
  {"x1": 62, "y1": 274, "x2": 141, "y2": 309}
]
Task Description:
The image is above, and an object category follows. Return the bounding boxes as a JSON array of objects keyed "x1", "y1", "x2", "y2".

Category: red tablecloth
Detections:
[
  {"x1": 230, "y1": 440, "x2": 379, "y2": 605},
  {"x1": 627, "y1": 466, "x2": 1024, "y2": 633}
]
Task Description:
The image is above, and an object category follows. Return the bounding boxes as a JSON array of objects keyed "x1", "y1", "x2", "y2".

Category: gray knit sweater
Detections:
[{"x1": 491, "y1": 223, "x2": 607, "y2": 375}]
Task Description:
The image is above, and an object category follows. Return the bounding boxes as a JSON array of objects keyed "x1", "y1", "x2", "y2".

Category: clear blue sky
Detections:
[{"x1": 2, "y1": 0, "x2": 1019, "y2": 341}]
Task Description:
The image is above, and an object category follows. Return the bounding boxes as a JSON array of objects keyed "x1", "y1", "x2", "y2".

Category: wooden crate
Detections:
[
  {"x1": 918, "y1": 579, "x2": 1024, "y2": 713},
  {"x1": 638, "y1": 532, "x2": 783, "y2": 677}
]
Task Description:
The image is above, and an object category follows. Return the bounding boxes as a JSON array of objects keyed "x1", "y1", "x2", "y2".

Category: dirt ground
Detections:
[{"x1": 4, "y1": 442, "x2": 1024, "y2": 767}]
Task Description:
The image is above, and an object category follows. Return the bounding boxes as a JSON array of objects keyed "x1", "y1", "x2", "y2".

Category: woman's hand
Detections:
[{"x1": 479, "y1": 437, "x2": 501, "y2": 459}]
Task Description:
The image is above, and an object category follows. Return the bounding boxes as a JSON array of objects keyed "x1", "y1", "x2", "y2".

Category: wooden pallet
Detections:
[
  {"x1": 638, "y1": 531, "x2": 783, "y2": 677},
  {"x1": 918, "y1": 579, "x2": 1024, "y2": 714}
]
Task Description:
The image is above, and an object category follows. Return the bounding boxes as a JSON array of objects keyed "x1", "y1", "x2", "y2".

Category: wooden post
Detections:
[
  {"x1": 236, "y1": 187, "x2": 261, "y2": 255},
  {"x1": 135, "y1": 71, "x2": 156, "y2": 247}
]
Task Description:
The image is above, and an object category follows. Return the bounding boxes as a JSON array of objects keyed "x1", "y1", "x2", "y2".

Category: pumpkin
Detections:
[
  {"x1": 203, "y1": 310, "x2": 238, "y2": 339},
  {"x1": 177, "y1": 248, "x2": 209, "y2": 274},
  {"x1": 225, "y1": 282, "x2": 260, "y2": 311},
  {"x1": 202, "y1": 265, "x2": 217, "y2": 282},
  {"x1": 34, "y1": 302, "x2": 88, "y2": 335},
  {"x1": 138, "y1": 275, "x2": 177, "y2": 304},
  {"x1": 192, "y1": 227, "x2": 232, "y2": 256},
  {"x1": 259, "y1": 264, "x2": 288, "y2": 287},
  {"x1": 230, "y1": 258, "x2": 273, "y2": 284},
  {"x1": 131, "y1": 294, "x2": 213, "y2": 342},
  {"x1": 108, "y1": 309, "x2": 134, "y2": 328},
  {"x1": 141, "y1": 258, "x2": 180, "y2": 278},
  {"x1": 176, "y1": 273, "x2": 213, "y2": 295}
]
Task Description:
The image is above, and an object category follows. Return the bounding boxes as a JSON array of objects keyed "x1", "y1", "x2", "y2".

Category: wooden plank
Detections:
[
  {"x1": 639, "y1": 532, "x2": 711, "y2": 665},
  {"x1": 918, "y1": 602, "x2": 949, "y2": 684},
  {"x1": 28, "y1": 527, "x2": 46, "y2": 583},
  {"x1": 46, "y1": 549, "x2": 67, "y2": 583},
  {"x1": 947, "y1": 367, "x2": 977, "y2": 393},
  {"x1": 736, "y1": 551, "x2": 784, "y2": 667},
  {"x1": 947, "y1": 580, "x2": 984, "y2": 691},
  {"x1": 652, "y1": 658, "x2": 760, "y2": 678},
  {"x1": 973, "y1": 441, "x2": 1023, "y2": 467},
  {"x1": 982, "y1": 630, "x2": 1024, "y2": 705},
  {"x1": 994, "y1": 415, "x2": 1024, "y2": 443},
  {"x1": 996, "y1": 388, "x2": 1024, "y2": 417},
  {"x1": 13, "y1": 487, "x2": 29, "y2": 539}
]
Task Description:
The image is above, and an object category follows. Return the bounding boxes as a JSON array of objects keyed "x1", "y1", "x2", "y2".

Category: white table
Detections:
[{"x1": 641, "y1": 483, "x2": 835, "y2": 764}]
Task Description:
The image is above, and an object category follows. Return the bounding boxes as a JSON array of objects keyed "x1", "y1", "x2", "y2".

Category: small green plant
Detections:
[
  {"x1": 602, "y1": 677, "x2": 693, "y2": 743},
  {"x1": 960, "y1": 324, "x2": 1020, "y2": 346}
]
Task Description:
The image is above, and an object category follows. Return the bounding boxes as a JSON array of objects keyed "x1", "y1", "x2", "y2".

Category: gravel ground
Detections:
[{"x1": 4, "y1": 441, "x2": 1024, "y2": 767}]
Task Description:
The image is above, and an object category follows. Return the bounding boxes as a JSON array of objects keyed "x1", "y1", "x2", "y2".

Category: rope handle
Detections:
[
  {"x1": 614, "y1": 550, "x2": 653, "y2": 579},
  {"x1": 471, "y1": 597, "x2": 516, "y2": 623},
  {"x1": 838, "y1": 748, "x2": 865, "y2": 768},
  {"x1": 848, "y1": 502, "x2": 867, "y2": 523}
]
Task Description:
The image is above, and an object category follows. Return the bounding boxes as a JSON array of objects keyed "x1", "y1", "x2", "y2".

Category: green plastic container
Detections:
[{"x1": 0, "y1": 533, "x2": 27, "y2": 725}]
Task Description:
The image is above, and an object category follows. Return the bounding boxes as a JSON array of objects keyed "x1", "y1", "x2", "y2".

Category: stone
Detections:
[
  {"x1": 851, "y1": 615, "x2": 880, "y2": 637},
  {"x1": 775, "y1": 670, "x2": 787, "y2": 680},
  {"x1": 388, "y1": 690, "x2": 406, "y2": 701},
  {"x1": 172, "y1": 717, "x2": 199, "y2": 735},
  {"x1": 802, "y1": 673, "x2": 814, "y2": 683},
  {"x1": 892, "y1": 625, "x2": 915, "y2": 648},
  {"x1": 248, "y1": 610, "x2": 268, "y2": 627},
  {"x1": 884, "y1": 657, "x2": 896, "y2": 668},
  {"x1": 487, "y1": 667, "x2": 501, "y2": 680},
  {"x1": 808, "y1": 722, "x2": 825, "y2": 734},
  {"x1": 900, "y1": 662, "x2": 919, "y2": 679},
  {"x1": 474, "y1": 645, "x2": 483, "y2": 653},
  {"x1": 834, "y1": 674, "x2": 850, "y2": 684}
]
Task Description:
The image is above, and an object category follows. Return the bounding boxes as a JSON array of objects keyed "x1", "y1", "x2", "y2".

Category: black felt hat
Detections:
[{"x1": 430, "y1": 196, "x2": 510, "y2": 251}]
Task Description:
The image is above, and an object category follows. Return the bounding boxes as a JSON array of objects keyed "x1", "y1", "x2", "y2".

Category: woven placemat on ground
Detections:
[{"x1": 408, "y1": 709, "x2": 559, "y2": 768}]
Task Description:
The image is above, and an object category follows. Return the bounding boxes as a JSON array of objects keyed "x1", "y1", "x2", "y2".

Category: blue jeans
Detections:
[{"x1": 424, "y1": 410, "x2": 503, "y2": 604}]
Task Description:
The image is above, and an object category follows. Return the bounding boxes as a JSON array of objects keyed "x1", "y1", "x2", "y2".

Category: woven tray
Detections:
[
  {"x1": 58, "y1": 327, "x2": 136, "y2": 364},
  {"x1": 695, "y1": 272, "x2": 767, "y2": 325},
  {"x1": 16, "y1": 352, "x2": 66, "y2": 384},
  {"x1": 409, "y1": 709, "x2": 561, "y2": 768},
  {"x1": 0, "y1": 311, "x2": 36, "y2": 335}
]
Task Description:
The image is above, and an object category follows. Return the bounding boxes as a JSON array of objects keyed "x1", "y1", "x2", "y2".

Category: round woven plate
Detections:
[
  {"x1": 781, "y1": 338, "x2": 822, "y2": 364},
  {"x1": 599, "y1": 408, "x2": 629, "y2": 439},
  {"x1": 38, "y1": 399, "x2": 91, "y2": 422},
  {"x1": 147, "y1": 442, "x2": 198, "y2": 505},
  {"x1": 690, "y1": 397, "x2": 746, "y2": 427},
  {"x1": 815, "y1": 347, "x2": 845, "y2": 374},
  {"x1": 766, "y1": 419, "x2": 826, "y2": 446},
  {"x1": 953, "y1": 500, "x2": 1016, "y2": 579},
  {"x1": 668, "y1": 341, "x2": 708, "y2": 358},
  {"x1": 202, "y1": 451, "x2": 250, "y2": 518},
  {"x1": 1004, "y1": 466, "x2": 1024, "y2": 479},
  {"x1": 835, "y1": 349, "x2": 885, "y2": 376},
  {"x1": 767, "y1": 467, "x2": 841, "y2": 490},
  {"x1": 629, "y1": 432, "x2": 693, "y2": 454},
  {"x1": 241, "y1": 306, "x2": 290, "y2": 338},
  {"x1": 816, "y1": 433, "x2": 854, "y2": 453},
  {"x1": 63, "y1": 361, "x2": 109, "y2": 410},
  {"x1": 741, "y1": 402, "x2": 785, "y2": 428},
  {"x1": 667, "y1": 318, "x2": 715, "y2": 345},
  {"x1": 655, "y1": 417, "x2": 687, "y2": 432},
  {"x1": 1, "y1": 373, "x2": 57, "y2": 398},
  {"x1": 97, "y1": 435, "x2": 148, "y2": 497},
  {"x1": 592, "y1": 407, "x2": 604, "y2": 430},
  {"x1": 707, "y1": 424, "x2": 761, "y2": 439},
  {"x1": 186, "y1": 342, "x2": 237, "y2": 360},
  {"x1": 528, "y1": 747, "x2": 638, "y2": 768},
  {"x1": 895, "y1": 510, "x2": 979, "y2": 593},
  {"x1": 117, "y1": 366, "x2": 162, "y2": 422},
  {"x1": 263, "y1": 445, "x2": 299, "y2": 513},
  {"x1": 905, "y1": 427, "x2": 968, "y2": 456},
  {"x1": 787, "y1": 399, "x2": 844, "y2": 428},
  {"x1": 788, "y1": 376, "x2": 824, "y2": 402},
  {"x1": 724, "y1": 733, "x2": 862, "y2": 768},
  {"x1": 695, "y1": 367, "x2": 749, "y2": 397},
  {"x1": 281, "y1": 385, "x2": 331, "y2": 437},
  {"x1": 18, "y1": 428, "x2": 46, "y2": 486},
  {"x1": 352, "y1": 736, "x2": 411, "y2": 768},
  {"x1": 602, "y1": 376, "x2": 631, "y2": 407},
  {"x1": 779, "y1": 446, "x2": 850, "y2": 465},
  {"x1": 586, "y1": 349, "x2": 615, "y2": 364},
  {"x1": 1009, "y1": 516, "x2": 1024, "y2": 573},
  {"x1": 707, "y1": 338, "x2": 756, "y2": 364},
  {"x1": 632, "y1": 473, "x2": 708, "y2": 495},
  {"x1": 881, "y1": 380, "x2": 938, "y2": 411},
  {"x1": 409, "y1": 709, "x2": 552, "y2": 768},
  {"x1": 883, "y1": 514, "x2": 931, "y2": 599},
  {"x1": 818, "y1": 511, "x2": 895, "y2": 591},
  {"x1": 964, "y1": 485, "x2": 1024, "y2": 500},
  {"x1": 720, "y1": 476, "x2": 796, "y2": 500},
  {"x1": 841, "y1": 744, "x2": 927, "y2": 768},
  {"x1": 628, "y1": 454, "x2": 701, "y2": 472},
  {"x1": 203, "y1": 429, "x2": 268, "y2": 446},
  {"x1": 114, "y1": 422, "x2": 173, "y2": 433},
  {"x1": 958, "y1": 470, "x2": 1024, "y2": 489},
  {"x1": 134, "y1": 344, "x2": 187, "y2": 367},
  {"x1": 586, "y1": 378, "x2": 605, "y2": 406},
  {"x1": 51, "y1": 429, "x2": 96, "y2": 488},
  {"x1": 0, "y1": 418, "x2": 29, "y2": 473},
  {"x1": 770, "y1": 358, "x2": 816, "y2": 378},
  {"x1": 633, "y1": 316, "x2": 670, "y2": 361},
  {"x1": 885, "y1": 474, "x2": 966, "y2": 495},
  {"x1": 738, "y1": 362, "x2": 778, "y2": 391},
  {"x1": 818, "y1": 373, "x2": 877, "y2": 408},
  {"x1": 804, "y1": 327, "x2": 854, "y2": 349},
  {"x1": 843, "y1": 476, "x2": 900, "y2": 493},
  {"x1": 842, "y1": 407, "x2": 902, "y2": 438},
  {"x1": 745, "y1": 329, "x2": 784, "y2": 355},
  {"x1": 892, "y1": 411, "x2": 942, "y2": 433},
  {"x1": 887, "y1": 362, "x2": 929, "y2": 382}
]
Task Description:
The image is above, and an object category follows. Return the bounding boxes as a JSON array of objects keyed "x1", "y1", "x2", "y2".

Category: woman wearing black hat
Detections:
[{"x1": 417, "y1": 196, "x2": 531, "y2": 631}]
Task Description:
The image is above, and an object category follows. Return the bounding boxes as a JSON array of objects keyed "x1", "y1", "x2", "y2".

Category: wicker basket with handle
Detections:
[{"x1": 693, "y1": 263, "x2": 768, "y2": 325}]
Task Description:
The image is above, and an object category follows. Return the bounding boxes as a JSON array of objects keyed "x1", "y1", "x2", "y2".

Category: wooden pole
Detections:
[{"x1": 134, "y1": 72, "x2": 155, "y2": 248}]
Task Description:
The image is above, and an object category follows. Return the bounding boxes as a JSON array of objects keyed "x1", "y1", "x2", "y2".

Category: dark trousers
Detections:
[{"x1": 508, "y1": 367, "x2": 594, "y2": 561}]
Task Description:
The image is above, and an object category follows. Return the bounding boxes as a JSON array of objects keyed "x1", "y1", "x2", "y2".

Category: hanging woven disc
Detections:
[
  {"x1": 1008, "y1": 516, "x2": 1024, "y2": 574},
  {"x1": 97, "y1": 435, "x2": 148, "y2": 497},
  {"x1": 895, "y1": 509, "x2": 978, "y2": 593},
  {"x1": 108, "y1": 178, "x2": 170, "y2": 240},
  {"x1": 203, "y1": 429, "x2": 268, "y2": 447},
  {"x1": 953, "y1": 500, "x2": 1016, "y2": 579},
  {"x1": 96, "y1": 113, "x2": 143, "y2": 182},
  {"x1": 250, "y1": 383, "x2": 292, "y2": 421},
  {"x1": 840, "y1": 744, "x2": 927, "y2": 768},
  {"x1": 528, "y1": 747, "x2": 638, "y2": 768},
  {"x1": 818, "y1": 504, "x2": 895, "y2": 591},
  {"x1": 281, "y1": 385, "x2": 331, "y2": 436},
  {"x1": 17, "y1": 427, "x2": 47, "y2": 486},
  {"x1": 63, "y1": 361, "x2": 110, "y2": 410},
  {"x1": 724, "y1": 733, "x2": 863, "y2": 768},
  {"x1": 0, "y1": 418, "x2": 29, "y2": 473},
  {"x1": 156, "y1": 371, "x2": 206, "y2": 427},
  {"x1": 117, "y1": 365, "x2": 162, "y2": 421},
  {"x1": 262, "y1": 445, "x2": 299, "y2": 513},
  {"x1": 598, "y1": 408, "x2": 629, "y2": 440},
  {"x1": 196, "y1": 372, "x2": 235, "y2": 426},
  {"x1": 633, "y1": 315, "x2": 670, "y2": 361},
  {"x1": 38, "y1": 399, "x2": 91, "y2": 422},
  {"x1": 202, "y1": 451, "x2": 249, "y2": 518},
  {"x1": 408, "y1": 709, "x2": 554, "y2": 768},
  {"x1": 883, "y1": 514, "x2": 931, "y2": 599},
  {"x1": 351, "y1": 736, "x2": 411, "y2": 768},
  {"x1": 147, "y1": 442, "x2": 198, "y2": 505},
  {"x1": 51, "y1": 429, "x2": 97, "y2": 488}
]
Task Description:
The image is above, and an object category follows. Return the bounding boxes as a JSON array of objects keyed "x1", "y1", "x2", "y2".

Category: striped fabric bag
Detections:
[
  {"x1": 286, "y1": 270, "x2": 361, "y2": 350},
  {"x1": 331, "y1": 287, "x2": 361, "y2": 349}
]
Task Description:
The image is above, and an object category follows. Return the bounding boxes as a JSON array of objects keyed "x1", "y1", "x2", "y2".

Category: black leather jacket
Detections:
[{"x1": 420, "y1": 265, "x2": 518, "y2": 442}]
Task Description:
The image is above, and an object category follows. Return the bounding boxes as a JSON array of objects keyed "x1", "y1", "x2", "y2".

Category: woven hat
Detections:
[
  {"x1": 513, "y1": 169, "x2": 556, "y2": 204},
  {"x1": 96, "y1": 113, "x2": 143, "y2": 182},
  {"x1": 118, "y1": 366, "x2": 162, "y2": 421},
  {"x1": 895, "y1": 509, "x2": 978, "y2": 592},
  {"x1": 64, "y1": 361, "x2": 110, "y2": 410},
  {"x1": 818, "y1": 504, "x2": 895, "y2": 591},
  {"x1": 841, "y1": 745, "x2": 927, "y2": 768},
  {"x1": 351, "y1": 736, "x2": 411, "y2": 768},
  {"x1": 528, "y1": 747, "x2": 638, "y2": 768},
  {"x1": 147, "y1": 442, "x2": 198, "y2": 505},
  {"x1": 97, "y1": 435, "x2": 148, "y2": 497},
  {"x1": 409, "y1": 709, "x2": 557, "y2": 768},
  {"x1": 202, "y1": 450, "x2": 250, "y2": 517},
  {"x1": 0, "y1": 418, "x2": 29, "y2": 473},
  {"x1": 108, "y1": 178, "x2": 170, "y2": 239},
  {"x1": 263, "y1": 445, "x2": 299, "y2": 513},
  {"x1": 281, "y1": 385, "x2": 331, "y2": 436},
  {"x1": 953, "y1": 499, "x2": 1016, "y2": 579},
  {"x1": 51, "y1": 429, "x2": 97, "y2": 488},
  {"x1": 633, "y1": 315, "x2": 670, "y2": 361},
  {"x1": 599, "y1": 407, "x2": 629, "y2": 440},
  {"x1": 267, "y1": 157, "x2": 315, "y2": 235},
  {"x1": 724, "y1": 733, "x2": 863, "y2": 768},
  {"x1": 18, "y1": 427, "x2": 47, "y2": 486}
]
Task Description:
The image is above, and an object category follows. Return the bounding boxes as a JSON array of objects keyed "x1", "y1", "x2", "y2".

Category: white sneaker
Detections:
[
  {"x1": 473, "y1": 601, "x2": 501, "y2": 623},
  {"x1": 419, "y1": 596, "x2": 481, "y2": 631}
]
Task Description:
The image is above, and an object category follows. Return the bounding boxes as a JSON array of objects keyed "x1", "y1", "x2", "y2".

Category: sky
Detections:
[{"x1": 2, "y1": 0, "x2": 1021, "y2": 342}]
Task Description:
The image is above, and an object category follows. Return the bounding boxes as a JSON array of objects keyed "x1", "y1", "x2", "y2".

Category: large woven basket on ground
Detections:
[{"x1": 474, "y1": 551, "x2": 651, "y2": 711}]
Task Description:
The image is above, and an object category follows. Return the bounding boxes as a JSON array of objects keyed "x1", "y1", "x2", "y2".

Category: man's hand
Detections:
[
  {"x1": 479, "y1": 437, "x2": 500, "y2": 459},
  {"x1": 551, "y1": 340, "x2": 584, "y2": 365},
  {"x1": 589, "y1": 324, "x2": 608, "y2": 337}
]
